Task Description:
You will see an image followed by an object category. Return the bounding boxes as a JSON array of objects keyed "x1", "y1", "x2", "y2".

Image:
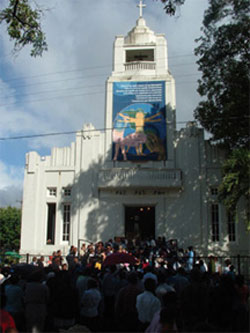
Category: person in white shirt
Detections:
[
  {"x1": 136, "y1": 278, "x2": 161, "y2": 331},
  {"x1": 80, "y1": 278, "x2": 102, "y2": 332}
]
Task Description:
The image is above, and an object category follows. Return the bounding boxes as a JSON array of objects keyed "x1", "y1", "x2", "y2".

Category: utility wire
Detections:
[
  {"x1": 0, "y1": 62, "x2": 199, "y2": 93},
  {"x1": 2, "y1": 53, "x2": 196, "y2": 83},
  {"x1": 1, "y1": 74, "x2": 201, "y2": 100},
  {"x1": 0, "y1": 78, "x2": 203, "y2": 107},
  {"x1": 0, "y1": 73, "x2": 109, "y2": 91},
  {"x1": 0, "y1": 124, "x2": 181, "y2": 141},
  {"x1": 1, "y1": 83, "x2": 105, "y2": 99},
  {"x1": 1, "y1": 117, "x2": 248, "y2": 141},
  {"x1": 0, "y1": 61, "x2": 199, "y2": 92},
  {"x1": 2, "y1": 65, "x2": 112, "y2": 83},
  {"x1": 0, "y1": 90, "x2": 105, "y2": 107}
]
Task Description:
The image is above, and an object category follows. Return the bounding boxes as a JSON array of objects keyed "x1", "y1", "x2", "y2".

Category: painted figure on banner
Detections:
[{"x1": 113, "y1": 103, "x2": 166, "y2": 161}]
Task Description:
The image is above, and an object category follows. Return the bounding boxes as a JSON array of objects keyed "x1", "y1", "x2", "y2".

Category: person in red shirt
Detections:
[{"x1": 0, "y1": 292, "x2": 17, "y2": 333}]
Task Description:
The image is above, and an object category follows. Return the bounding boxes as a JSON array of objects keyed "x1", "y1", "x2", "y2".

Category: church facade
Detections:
[{"x1": 20, "y1": 11, "x2": 249, "y2": 256}]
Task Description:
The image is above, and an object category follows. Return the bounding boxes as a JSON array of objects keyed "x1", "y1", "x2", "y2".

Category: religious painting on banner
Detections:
[{"x1": 112, "y1": 81, "x2": 167, "y2": 161}]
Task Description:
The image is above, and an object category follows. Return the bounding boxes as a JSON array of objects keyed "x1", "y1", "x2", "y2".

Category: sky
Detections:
[{"x1": 0, "y1": 0, "x2": 208, "y2": 207}]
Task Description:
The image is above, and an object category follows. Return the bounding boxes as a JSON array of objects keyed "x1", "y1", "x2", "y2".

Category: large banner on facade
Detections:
[{"x1": 112, "y1": 81, "x2": 166, "y2": 161}]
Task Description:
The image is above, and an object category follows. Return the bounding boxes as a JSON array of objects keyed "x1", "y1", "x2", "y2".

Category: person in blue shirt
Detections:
[{"x1": 186, "y1": 246, "x2": 194, "y2": 272}]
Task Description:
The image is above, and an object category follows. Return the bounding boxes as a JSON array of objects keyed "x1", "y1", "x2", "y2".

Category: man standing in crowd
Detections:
[{"x1": 136, "y1": 278, "x2": 161, "y2": 332}]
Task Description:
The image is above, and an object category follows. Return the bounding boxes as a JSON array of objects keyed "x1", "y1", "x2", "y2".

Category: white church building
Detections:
[{"x1": 20, "y1": 4, "x2": 249, "y2": 257}]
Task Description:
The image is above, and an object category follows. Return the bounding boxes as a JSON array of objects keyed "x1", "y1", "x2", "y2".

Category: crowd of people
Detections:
[{"x1": 0, "y1": 237, "x2": 249, "y2": 333}]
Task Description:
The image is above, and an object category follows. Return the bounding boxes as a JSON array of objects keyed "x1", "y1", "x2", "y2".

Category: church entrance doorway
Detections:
[{"x1": 125, "y1": 206, "x2": 155, "y2": 240}]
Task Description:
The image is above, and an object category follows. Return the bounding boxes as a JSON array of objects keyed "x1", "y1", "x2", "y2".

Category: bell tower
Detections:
[{"x1": 105, "y1": 0, "x2": 176, "y2": 167}]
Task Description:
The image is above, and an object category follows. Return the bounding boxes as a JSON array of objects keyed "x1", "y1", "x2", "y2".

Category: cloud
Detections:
[
  {"x1": 0, "y1": 160, "x2": 23, "y2": 188},
  {"x1": 0, "y1": 186, "x2": 23, "y2": 208},
  {"x1": 0, "y1": 160, "x2": 23, "y2": 207}
]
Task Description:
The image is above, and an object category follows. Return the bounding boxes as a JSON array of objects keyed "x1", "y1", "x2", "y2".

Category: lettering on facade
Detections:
[
  {"x1": 115, "y1": 190, "x2": 127, "y2": 195},
  {"x1": 109, "y1": 189, "x2": 167, "y2": 196},
  {"x1": 134, "y1": 190, "x2": 146, "y2": 195},
  {"x1": 101, "y1": 169, "x2": 179, "y2": 182},
  {"x1": 153, "y1": 190, "x2": 165, "y2": 195}
]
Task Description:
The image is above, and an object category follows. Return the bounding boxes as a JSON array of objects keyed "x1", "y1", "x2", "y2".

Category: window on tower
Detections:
[{"x1": 126, "y1": 49, "x2": 154, "y2": 62}]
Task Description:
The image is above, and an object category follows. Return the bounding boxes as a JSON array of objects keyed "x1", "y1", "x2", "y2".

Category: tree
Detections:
[
  {"x1": 194, "y1": 0, "x2": 250, "y2": 151},
  {"x1": 218, "y1": 149, "x2": 250, "y2": 231},
  {"x1": 160, "y1": 0, "x2": 185, "y2": 15},
  {"x1": 193, "y1": 0, "x2": 250, "y2": 230},
  {"x1": 0, "y1": 0, "x2": 47, "y2": 56},
  {"x1": 0, "y1": 206, "x2": 21, "y2": 251}
]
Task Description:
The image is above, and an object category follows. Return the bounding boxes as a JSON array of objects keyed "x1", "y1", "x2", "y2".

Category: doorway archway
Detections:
[{"x1": 125, "y1": 206, "x2": 155, "y2": 240}]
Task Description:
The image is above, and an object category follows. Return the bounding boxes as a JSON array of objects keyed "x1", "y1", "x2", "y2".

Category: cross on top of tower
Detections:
[{"x1": 137, "y1": 0, "x2": 146, "y2": 17}]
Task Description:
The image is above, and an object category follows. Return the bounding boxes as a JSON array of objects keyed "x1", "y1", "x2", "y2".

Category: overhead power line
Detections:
[
  {"x1": 0, "y1": 61, "x2": 199, "y2": 93},
  {"x1": 0, "y1": 73, "x2": 109, "y2": 91},
  {"x1": 0, "y1": 73, "x2": 201, "y2": 100},
  {"x1": 0, "y1": 130, "x2": 78, "y2": 141},
  {"x1": 0, "y1": 125, "x2": 176, "y2": 141},
  {"x1": 1, "y1": 83, "x2": 104, "y2": 100},
  {"x1": 1, "y1": 117, "x2": 249, "y2": 141},
  {"x1": 0, "y1": 72, "x2": 200, "y2": 100},
  {"x1": 0, "y1": 77, "x2": 203, "y2": 108},
  {"x1": 2, "y1": 53, "x2": 196, "y2": 83},
  {"x1": 0, "y1": 90, "x2": 105, "y2": 107}
]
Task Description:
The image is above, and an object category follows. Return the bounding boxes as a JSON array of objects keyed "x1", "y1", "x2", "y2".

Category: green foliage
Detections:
[
  {"x1": 194, "y1": 0, "x2": 250, "y2": 150},
  {"x1": 160, "y1": 0, "x2": 185, "y2": 15},
  {"x1": 219, "y1": 149, "x2": 250, "y2": 230},
  {"x1": 0, "y1": 207, "x2": 21, "y2": 251},
  {"x1": 0, "y1": 0, "x2": 47, "y2": 56}
]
